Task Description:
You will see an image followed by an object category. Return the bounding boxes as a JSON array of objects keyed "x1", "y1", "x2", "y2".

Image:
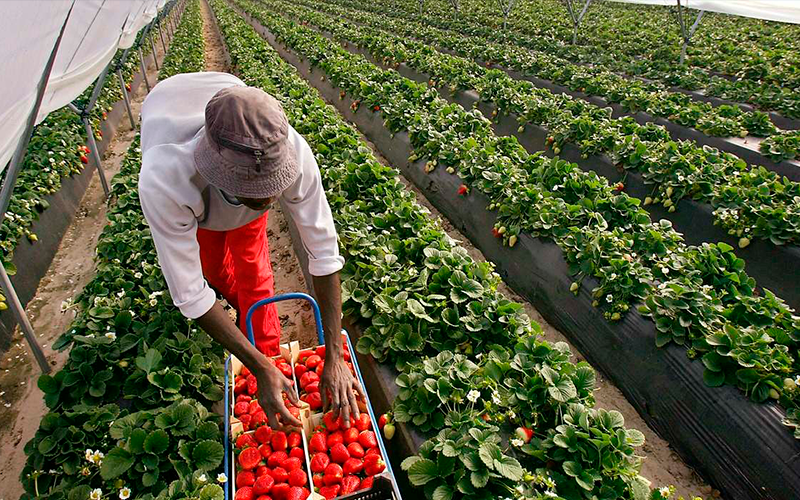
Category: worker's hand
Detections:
[
  {"x1": 255, "y1": 362, "x2": 302, "y2": 428},
  {"x1": 321, "y1": 356, "x2": 365, "y2": 429}
]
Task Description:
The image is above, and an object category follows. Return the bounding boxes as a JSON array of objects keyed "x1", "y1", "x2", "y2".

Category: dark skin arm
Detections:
[
  {"x1": 197, "y1": 301, "x2": 302, "y2": 428},
  {"x1": 313, "y1": 272, "x2": 365, "y2": 429}
]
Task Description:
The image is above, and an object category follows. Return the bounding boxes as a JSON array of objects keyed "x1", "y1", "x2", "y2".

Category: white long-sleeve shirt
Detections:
[{"x1": 138, "y1": 72, "x2": 343, "y2": 319}]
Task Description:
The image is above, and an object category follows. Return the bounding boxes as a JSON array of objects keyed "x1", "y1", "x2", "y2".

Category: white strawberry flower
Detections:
[
  {"x1": 467, "y1": 390, "x2": 480, "y2": 403},
  {"x1": 217, "y1": 473, "x2": 228, "y2": 483},
  {"x1": 90, "y1": 488, "x2": 102, "y2": 500},
  {"x1": 511, "y1": 438, "x2": 524, "y2": 447},
  {"x1": 105, "y1": 332, "x2": 117, "y2": 341},
  {"x1": 119, "y1": 487, "x2": 131, "y2": 500},
  {"x1": 659, "y1": 486, "x2": 670, "y2": 498},
  {"x1": 85, "y1": 449, "x2": 94, "y2": 462},
  {"x1": 198, "y1": 473, "x2": 207, "y2": 484}
]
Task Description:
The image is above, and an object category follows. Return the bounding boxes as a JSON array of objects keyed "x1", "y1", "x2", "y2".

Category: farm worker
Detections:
[{"x1": 138, "y1": 72, "x2": 363, "y2": 428}]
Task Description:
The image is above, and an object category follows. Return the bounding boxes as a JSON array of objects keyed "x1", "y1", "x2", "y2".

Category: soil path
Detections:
[{"x1": 0, "y1": 39, "x2": 169, "y2": 500}]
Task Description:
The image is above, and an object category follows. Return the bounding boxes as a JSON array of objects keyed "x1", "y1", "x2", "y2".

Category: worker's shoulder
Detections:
[{"x1": 138, "y1": 142, "x2": 197, "y2": 197}]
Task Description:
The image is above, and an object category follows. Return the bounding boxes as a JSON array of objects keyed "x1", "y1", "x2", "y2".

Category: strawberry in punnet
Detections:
[
  {"x1": 323, "y1": 463, "x2": 344, "y2": 485},
  {"x1": 299, "y1": 371, "x2": 320, "y2": 390},
  {"x1": 254, "y1": 425, "x2": 272, "y2": 444},
  {"x1": 364, "y1": 453, "x2": 386, "y2": 475},
  {"x1": 288, "y1": 468, "x2": 308, "y2": 487},
  {"x1": 343, "y1": 457, "x2": 364, "y2": 475},
  {"x1": 271, "y1": 431, "x2": 288, "y2": 451},
  {"x1": 327, "y1": 431, "x2": 344, "y2": 448},
  {"x1": 311, "y1": 452, "x2": 330, "y2": 473},
  {"x1": 358, "y1": 430, "x2": 378, "y2": 450},
  {"x1": 318, "y1": 485, "x2": 341, "y2": 499},
  {"x1": 315, "y1": 345, "x2": 326, "y2": 357},
  {"x1": 235, "y1": 486, "x2": 253, "y2": 500},
  {"x1": 253, "y1": 474, "x2": 274, "y2": 495},
  {"x1": 289, "y1": 446, "x2": 305, "y2": 460},
  {"x1": 306, "y1": 391, "x2": 323, "y2": 410},
  {"x1": 270, "y1": 466, "x2": 289, "y2": 483},
  {"x1": 310, "y1": 432, "x2": 327, "y2": 453},
  {"x1": 343, "y1": 426, "x2": 359, "y2": 444},
  {"x1": 268, "y1": 450, "x2": 288, "y2": 468},
  {"x1": 237, "y1": 432, "x2": 258, "y2": 449},
  {"x1": 515, "y1": 426, "x2": 534, "y2": 443},
  {"x1": 271, "y1": 483, "x2": 290, "y2": 500},
  {"x1": 458, "y1": 184, "x2": 468, "y2": 196},
  {"x1": 283, "y1": 456, "x2": 303, "y2": 472},
  {"x1": 360, "y1": 476, "x2": 374, "y2": 489},
  {"x1": 330, "y1": 442, "x2": 350, "y2": 464},
  {"x1": 347, "y1": 442, "x2": 365, "y2": 458},
  {"x1": 258, "y1": 443, "x2": 272, "y2": 460},
  {"x1": 341, "y1": 475, "x2": 361, "y2": 495},
  {"x1": 237, "y1": 470, "x2": 256, "y2": 488},
  {"x1": 287, "y1": 431, "x2": 302, "y2": 448},
  {"x1": 323, "y1": 412, "x2": 340, "y2": 431},
  {"x1": 313, "y1": 474, "x2": 324, "y2": 487},
  {"x1": 238, "y1": 447, "x2": 262, "y2": 470},
  {"x1": 286, "y1": 486, "x2": 309, "y2": 500},
  {"x1": 255, "y1": 465, "x2": 268, "y2": 478},
  {"x1": 354, "y1": 413, "x2": 371, "y2": 432}
]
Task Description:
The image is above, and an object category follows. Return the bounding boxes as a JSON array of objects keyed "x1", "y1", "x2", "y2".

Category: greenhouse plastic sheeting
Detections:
[
  {"x1": 606, "y1": 0, "x2": 800, "y2": 24},
  {"x1": 0, "y1": 0, "x2": 163, "y2": 174}
]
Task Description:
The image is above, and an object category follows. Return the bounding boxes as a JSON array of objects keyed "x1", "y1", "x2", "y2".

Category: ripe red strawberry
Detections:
[
  {"x1": 330, "y1": 442, "x2": 350, "y2": 464},
  {"x1": 253, "y1": 474, "x2": 274, "y2": 495},
  {"x1": 287, "y1": 487, "x2": 309, "y2": 500},
  {"x1": 313, "y1": 473, "x2": 324, "y2": 487},
  {"x1": 491, "y1": 227, "x2": 500, "y2": 238},
  {"x1": 236, "y1": 433, "x2": 258, "y2": 449},
  {"x1": 255, "y1": 425, "x2": 272, "y2": 444},
  {"x1": 315, "y1": 346, "x2": 326, "y2": 357},
  {"x1": 307, "y1": 391, "x2": 323, "y2": 410},
  {"x1": 236, "y1": 470, "x2": 255, "y2": 488},
  {"x1": 255, "y1": 465, "x2": 268, "y2": 478},
  {"x1": 310, "y1": 432, "x2": 327, "y2": 453},
  {"x1": 251, "y1": 411, "x2": 267, "y2": 428},
  {"x1": 241, "y1": 366, "x2": 251, "y2": 377},
  {"x1": 323, "y1": 463, "x2": 343, "y2": 485},
  {"x1": 343, "y1": 427, "x2": 359, "y2": 444},
  {"x1": 294, "y1": 363, "x2": 307, "y2": 378},
  {"x1": 311, "y1": 452, "x2": 330, "y2": 473},
  {"x1": 235, "y1": 377, "x2": 247, "y2": 394},
  {"x1": 270, "y1": 466, "x2": 289, "y2": 483},
  {"x1": 515, "y1": 426, "x2": 534, "y2": 443},
  {"x1": 614, "y1": 182, "x2": 624, "y2": 192},
  {"x1": 283, "y1": 457, "x2": 303, "y2": 472},
  {"x1": 347, "y1": 442, "x2": 365, "y2": 458},
  {"x1": 365, "y1": 447, "x2": 381, "y2": 458},
  {"x1": 234, "y1": 401, "x2": 250, "y2": 417},
  {"x1": 378, "y1": 414, "x2": 388, "y2": 430},
  {"x1": 343, "y1": 457, "x2": 363, "y2": 475},
  {"x1": 271, "y1": 431, "x2": 288, "y2": 451},
  {"x1": 236, "y1": 394, "x2": 252, "y2": 404},
  {"x1": 373, "y1": 105, "x2": 380, "y2": 112},
  {"x1": 239, "y1": 414, "x2": 252, "y2": 430},
  {"x1": 258, "y1": 443, "x2": 272, "y2": 459},
  {"x1": 305, "y1": 381, "x2": 320, "y2": 394},
  {"x1": 247, "y1": 376, "x2": 258, "y2": 395},
  {"x1": 458, "y1": 184, "x2": 468, "y2": 196},
  {"x1": 235, "y1": 486, "x2": 253, "y2": 500},
  {"x1": 287, "y1": 431, "x2": 302, "y2": 448},
  {"x1": 326, "y1": 432, "x2": 344, "y2": 448},
  {"x1": 80, "y1": 154, "x2": 89, "y2": 164},
  {"x1": 278, "y1": 363, "x2": 293, "y2": 378},
  {"x1": 289, "y1": 446, "x2": 305, "y2": 459},
  {"x1": 267, "y1": 450, "x2": 288, "y2": 468},
  {"x1": 354, "y1": 413, "x2": 371, "y2": 432},
  {"x1": 341, "y1": 475, "x2": 361, "y2": 494},
  {"x1": 271, "y1": 483, "x2": 290, "y2": 500},
  {"x1": 316, "y1": 361, "x2": 325, "y2": 376},
  {"x1": 360, "y1": 475, "x2": 374, "y2": 489},
  {"x1": 288, "y1": 468, "x2": 308, "y2": 487},
  {"x1": 318, "y1": 485, "x2": 341, "y2": 499},
  {"x1": 298, "y1": 350, "x2": 312, "y2": 361},
  {"x1": 305, "y1": 354, "x2": 321, "y2": 368},
  {"x1": 248, "y1": 400, "x2": 261, "y2": 415},
  {"x1": 238, "y1": 447, "x2": 262, "y2": 470},
  {"x1": 364, "y1": 454, "x2": 386, "y2": 475},
  {"x1": 299, "y1": 371, "x2": 319, "y2": 389},
  {"x1": 358, "y1": 431, "x2": 377, "y2": 449}
]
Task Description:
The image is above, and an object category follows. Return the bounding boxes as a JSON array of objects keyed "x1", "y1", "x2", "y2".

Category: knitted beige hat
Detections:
[{"x1": 194, "y1": 86, "x2": 298, "y2": 198}]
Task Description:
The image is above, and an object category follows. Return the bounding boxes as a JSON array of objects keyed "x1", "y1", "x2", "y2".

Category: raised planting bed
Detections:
[
  {"x1": 0, "y1": 43, "x2": 169, "y2": 349},
  {"x1": 285, "y1": 19, "x2": 800, "y2": 318},
  {"x1": 239, "y1": 11, "x2": 800, "y2": 499}
]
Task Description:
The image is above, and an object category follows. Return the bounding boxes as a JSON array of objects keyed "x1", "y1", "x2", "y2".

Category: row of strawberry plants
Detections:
[
  {"x1": 211, "y1": 3, "x2": 683, "y2": 498},
  {"x1": 19, "y1": 5, "x2": 224, "y2": 500},
  {"x1": 232, "y1": 0, "x2": 800, "y2": 435},
  {"x1": 295, "y1": 0, "x2": 797, "y2": 151},
  {"x1": 386, "y1": 0, "x2": 800, "y2": 120},
  {"x1": 256, "y1": 0, "x2": 800, "y2": 249},
  {"x1": 0, "y1": 18, "x2": 162, "y2": 303}
]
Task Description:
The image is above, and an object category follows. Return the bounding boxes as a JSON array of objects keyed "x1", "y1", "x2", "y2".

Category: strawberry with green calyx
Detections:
[
  {"x1": 383, "y1": 422, "x2": 396, "y2": 440},
  {"x1": 378, "y1": 413, "x2": 391, "y2": 430},
  {"x1": 515, "y1": 427, "x2": 534, "y2": 443}
]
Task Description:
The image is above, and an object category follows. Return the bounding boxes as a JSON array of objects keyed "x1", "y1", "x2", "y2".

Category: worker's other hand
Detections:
[
  {"x1": 321, "y1": 356, "x2": 365, "y2": 429},
  {"x1": 255, "y1": 361, "x2": 302, "y2": 428}
]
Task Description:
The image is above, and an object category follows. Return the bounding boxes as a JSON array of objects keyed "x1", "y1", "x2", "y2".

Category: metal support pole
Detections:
[
  {"x1": 0, "y1": 5, "x2": 74, "y2": 373},
  {"x1": 158, "y1": 16, "x2": 168, "y2": 52},
  {"x1": 117, "y1": 68, "x2": 137, "y2": 129},
  {"x1": 150, "y1": 30, "x2": 160, "y2": 70},
  {"x1": 138, "y1": 46, "x2": 151, "y2": 92},
  {"x1": 82, "y1": 117, "x2": 110, "y2": 197}
]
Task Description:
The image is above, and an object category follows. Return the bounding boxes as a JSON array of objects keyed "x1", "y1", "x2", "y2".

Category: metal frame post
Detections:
[
  {"x1": 138, "y1": 45, "x2": 151, "y2": 92},
  {"x1": 158, "y1": 16, "x2": 168, "y2": 52},
  {"x1": 117, "y1": 68, "x2": 137, "y2": 129},
  {"x1": 149, "y1": 26, "x2": 160, "y2": 70},
  {"x1": 0, "y1": 7, "x2": 74, "y2": 373},
  {"x1": 676, "y1": 0, "x2": 705, "y2": 65}
]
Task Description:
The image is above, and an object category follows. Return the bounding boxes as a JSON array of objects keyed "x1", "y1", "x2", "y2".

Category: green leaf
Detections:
[
  {"x1": 478, "y1": 442, "x2": 502, "y2": 468},
  {"x1": 432, "y1": 484, "x2": 455, "y2": 500},
  {"x1": 470, "y1": 468, "x2": 489, "y2": 488},
  {"x1": 100, "y1": 448, "x2": 134, "y2": 479},
  {"x1": 88, "y1": 306, "x2": 115, "y2": 319},
  {"x1": 37, "y1": 436, "x2": 57, "y2": 455},
  {"x1": 441, "y1": 307, "x2": 460, "y2": 327},
  {"x1": 142, "y1": 471, "x2": 158, "y2": 487},
  {"x1": 136, "y1": 349, "x2": 163, "y2": 373},
  {"x1": 626, "y1": 429, "x2": 646, "y2": 447},
  {"x1": 144, "y1": 429, "x2": 169, "y2": 454},
  {"x1": 407, "y1": 458, "x2": 438, "y2": 486},
  {"x1": 129, "y1": 428, "x2": 147, "y2": 454},
  {"x1": 198, "y1": 484, "x2": 224, "y2": 500},
  {"x1": 192, "y1": 439, "x2": 224, "y2": 470},
  {"x1": 703, "y1": 369, "x2": 726, "y2": 387},
  {"x1": 563, "y1": 460, "x2": 582, "y2": 477},
  {"x1": 548, "y1": 377, "x2": 578, "y2": 402},
  {"x1": 493, "y1": 455, "x2": 524, "y2": 481},
  {"x1": 37, "y1": 375, "x2": 59, "y2": 394},
  {"x1": 401, "y1": 456, "x2": 421, "y2": 471}
]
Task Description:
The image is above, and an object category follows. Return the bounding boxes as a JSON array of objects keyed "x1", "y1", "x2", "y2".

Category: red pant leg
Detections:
[
  {"x1": 197, "y1": 227, "x2": 239, "y2": 311},
  {"x1": 225, "y1": 213, "x2": 281, "y2": 355}
]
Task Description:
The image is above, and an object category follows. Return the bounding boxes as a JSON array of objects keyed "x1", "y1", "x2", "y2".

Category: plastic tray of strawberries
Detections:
[{"x1": 224, "y1": 335, "x2": 401, "y2": 500}]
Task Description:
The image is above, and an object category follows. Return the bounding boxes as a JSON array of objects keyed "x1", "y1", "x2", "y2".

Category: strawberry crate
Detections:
[{"x1": 224, "y1": 293, "x2": 401, "y2": 500}]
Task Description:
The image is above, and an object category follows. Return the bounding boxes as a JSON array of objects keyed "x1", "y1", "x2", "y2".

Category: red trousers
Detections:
[{"x1": 197, "y1": 212, "x2": 281, "y2": 355}]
